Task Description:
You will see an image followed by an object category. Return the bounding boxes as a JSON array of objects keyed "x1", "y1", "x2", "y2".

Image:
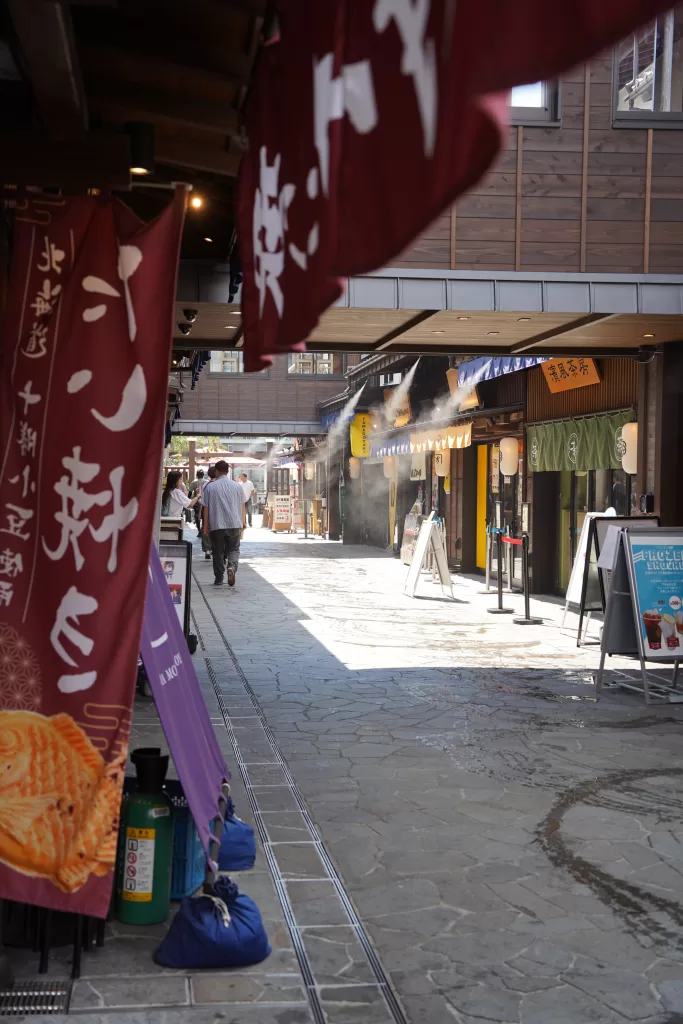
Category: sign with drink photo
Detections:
[{"x1": 629, "y1": 532, "x2": 683, "y2": 660}]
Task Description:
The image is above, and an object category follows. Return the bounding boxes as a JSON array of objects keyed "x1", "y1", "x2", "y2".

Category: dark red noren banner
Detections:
[
  {"x1": 239, "y1": 0, "x2": 673, "y2": 371},
  {"x1": 0, "y1": 192, "x2": 184, "y2": 918}
]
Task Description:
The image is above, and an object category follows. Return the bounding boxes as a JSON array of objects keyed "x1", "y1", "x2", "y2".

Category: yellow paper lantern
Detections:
[
  {"x1": 348, "y1": 456, "x2": 361, "y2": 480},
  {"x1": 383, "y1": 456, "x2": 395, "y2": 479}
]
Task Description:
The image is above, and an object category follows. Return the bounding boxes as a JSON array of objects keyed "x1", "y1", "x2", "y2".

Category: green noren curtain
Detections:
[{"x1": 526, "y1": 411, "x2": 634, "y2": 472}]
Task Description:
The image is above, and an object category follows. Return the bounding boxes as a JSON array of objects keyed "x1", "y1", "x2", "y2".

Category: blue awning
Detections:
[
  {"x1": 458, "y1": 356, "x2": 548, "y2": 389},
  {"x1": 321, "y1": 410, "x2": 341, "y2": 429}
]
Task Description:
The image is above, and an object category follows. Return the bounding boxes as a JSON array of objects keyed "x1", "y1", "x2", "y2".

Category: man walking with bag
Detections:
[{"x1": 203, "y1": 461, "x2": 248, "y2": 587}]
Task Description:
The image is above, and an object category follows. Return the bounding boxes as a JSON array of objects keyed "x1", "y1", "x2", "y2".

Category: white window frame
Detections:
[
  {"x1": 209, "y1": 351, "x2": 244, "y2": 374},
  {"x1": 287, "y1": 352, "x2": 342, "y2": 376},
  {"x1": 510, "y1": 81, "x2": 560, "y2": 126},
  {"x1": 613, "y1": 11, "x2": 683, "y2": 128}
]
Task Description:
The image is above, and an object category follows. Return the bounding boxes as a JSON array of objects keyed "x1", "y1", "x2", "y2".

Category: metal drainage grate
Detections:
[{"x1": 0, "y1": 981, "x2": 71, "y2": 1016}]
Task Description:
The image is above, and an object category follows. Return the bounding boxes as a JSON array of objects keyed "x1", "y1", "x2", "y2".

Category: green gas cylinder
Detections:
[{"x1": 117, "y1": 748, "x2": 174, "y2": 926}]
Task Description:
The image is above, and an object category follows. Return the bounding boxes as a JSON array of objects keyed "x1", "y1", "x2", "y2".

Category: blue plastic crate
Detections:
[
  {"x1": 165, "y1": 779, "x2": 206, "y2": 900},
  {"x1": 120, "y1": 778, "x2": 205, "y2": 901}
]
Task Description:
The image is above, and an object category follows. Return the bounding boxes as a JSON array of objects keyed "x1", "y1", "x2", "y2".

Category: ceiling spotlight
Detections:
[
  {"x1": 203, "y1": 237, "x2": 213, "y2": 243},
  {"x1": 183, "y1": 309, "x2": 198, "y2": 323},
  {"x1": 458, "y1": 316, "x2": 471, "y2": 321},
  {"x1": 190, "y1": 194, "x2": 203, "y2": 210},
  {"x1": 432, "y1": 330, "x2": 445, "y2": 335},
  {"x1": 178, "y1": 323, "x2": 192, "y2": 336},
  {"x1": 518, "y1": 317, "x2": 531, "y2": 322},
  {"x1": 487, "y1": 331, "x2": 499, "y2": 336},
  {"x1": 642, "y1": 333, "x2": 655, "y2": 338},
  {"x1": 125, "y1": 121, "x2": 155, "y2": 176}
]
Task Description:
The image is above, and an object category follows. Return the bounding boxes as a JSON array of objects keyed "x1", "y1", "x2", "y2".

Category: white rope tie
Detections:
[{"x1": 204, "y1": 895, "x2": 231, "y2": 928}]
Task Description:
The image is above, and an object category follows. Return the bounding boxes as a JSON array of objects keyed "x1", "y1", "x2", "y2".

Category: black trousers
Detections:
[{"x1": 210, "y1": 528, "x2": 241, "y2": 582}]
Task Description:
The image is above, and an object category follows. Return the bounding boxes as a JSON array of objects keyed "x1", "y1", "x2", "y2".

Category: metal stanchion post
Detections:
[
  {"x1": 488, "y1": 530, "x2": 514, "y2": 614},
  {"x1": 505, "y1": 525, "x2": 514, "y2": 593},
  {"x1": 299, "y1": 498, "x2": 314, "y2": 540},
  {"x1": 514, "y1": 534, "x2": 543, "y2": 625},
  {"x1": 485, "y1": 527, "x2": 491, "y2": 592}
]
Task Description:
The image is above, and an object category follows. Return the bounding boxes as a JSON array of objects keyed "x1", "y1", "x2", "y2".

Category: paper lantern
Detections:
[
  {"x1": 348, "y1": 457, "x2": 361, "y2": 480},
  {"x1": 383, "y1": 456, "x2": 395, "y2": 478},
  {"x1": 499, "y1": 436, "x2": 519, "y2": 477},
  {"x1": 434, "y1": 450, "x2": 450, "y2": 477},
  {"x1": 621, "y1": 421, "x2": 638, "y2": 475},
  {"x1": 305, "y1": 462, "x2": 315, "y2": 480}
]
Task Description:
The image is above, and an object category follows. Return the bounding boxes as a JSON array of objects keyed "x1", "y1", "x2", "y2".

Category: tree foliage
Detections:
[{"x1": 167, "y1": 434, "x2": 223, "y2": 456}]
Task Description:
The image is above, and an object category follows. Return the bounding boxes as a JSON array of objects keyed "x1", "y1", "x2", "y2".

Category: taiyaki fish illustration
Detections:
[{"x1": 0, "y1": 710, "x2": 125, "y2": 893}]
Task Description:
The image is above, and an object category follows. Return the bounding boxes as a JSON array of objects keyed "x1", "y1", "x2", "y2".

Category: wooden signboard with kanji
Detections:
[{"x1": 541, "y1": 357, "x2": 601, "y2": 393}]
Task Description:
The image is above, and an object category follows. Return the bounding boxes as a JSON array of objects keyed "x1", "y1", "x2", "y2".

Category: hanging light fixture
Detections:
[
  {"x1": 621, "y1": 422, "x2": 638, "y2": 475},
  {"x1": 348, "y1": 457, "x2": 361, "y2": 480},
  {"x1": 305, "y1": 462, "x2": 315, "y2": 481},
  {"x1": 499, "y1": 436, "x2": 519, "y2": 477},
  {"x1": 125, "y1": 122, "x2": 155, "y2": 176}
]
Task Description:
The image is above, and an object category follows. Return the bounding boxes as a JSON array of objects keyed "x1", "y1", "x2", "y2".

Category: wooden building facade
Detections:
[{"x1": 391, "y1": 52, "x2": 683, "y2": 277}]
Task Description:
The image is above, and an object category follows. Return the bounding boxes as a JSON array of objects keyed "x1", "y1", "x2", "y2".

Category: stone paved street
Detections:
[
  {"x1": 13, "y1": 526, "x2": 683, "y2": 1024},
  {"x1": 191, "y1": 528, "x2": 683, "y2": 1024}
]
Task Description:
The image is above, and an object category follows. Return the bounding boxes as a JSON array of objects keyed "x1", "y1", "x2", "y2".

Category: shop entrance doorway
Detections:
[{"x1": 556, "y1": 468, "x2": 633, "y2": 593}]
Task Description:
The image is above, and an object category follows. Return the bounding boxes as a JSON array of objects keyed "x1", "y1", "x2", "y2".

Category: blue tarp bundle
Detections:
[
  {"x1": 154, "y1": 876, "x2": 271, "y2": 969},
  {"x1": 218, "y1": 798, "x2": 257, "y2": 872}
]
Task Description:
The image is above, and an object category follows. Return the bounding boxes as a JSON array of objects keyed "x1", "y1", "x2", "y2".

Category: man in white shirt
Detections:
[
  {"x1": 203, "y1": 461, "x2": 247, "y2": 586},
  {"x1": 239, "y1": 473, "x2": 255, "y2": 527}
]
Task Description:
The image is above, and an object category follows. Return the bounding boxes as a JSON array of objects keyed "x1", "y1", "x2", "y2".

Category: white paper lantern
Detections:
[
  {"x1": 621, "y1": 421, "x2": 638, "y2": 475},
  {"x1": 348, "y1": 457, "x2": 361, "y2": 480},
  {"x1": 383, "y1": 456, "x2": 395, "y2": 478},
  {"x1": 499, "y1": 436, "x2": 519, "y2": 477},
  {"x1": 434, "y1": 450, "x2": 450, "y2": 478}
]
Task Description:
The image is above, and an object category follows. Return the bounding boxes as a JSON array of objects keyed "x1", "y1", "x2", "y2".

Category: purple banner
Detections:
[{"x1": 140, "y1": 548, "x2": 228, "y2": 863}]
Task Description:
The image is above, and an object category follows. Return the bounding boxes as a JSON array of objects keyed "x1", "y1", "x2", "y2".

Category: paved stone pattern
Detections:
[
  {"x1": 12, "y1": 525, "x2": 683, "y2": 1024},
  {"x1": 7, "y1": 608, "x2": 315, "y2": 1022},
  {"x1": 191, "y1": 528, "x2": 683, "y2": 1024}
]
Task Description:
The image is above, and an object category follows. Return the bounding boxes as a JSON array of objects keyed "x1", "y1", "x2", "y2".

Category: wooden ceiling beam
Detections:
[
  {"x1": 5, "y1": 0, "x2": 87, "y2": 141},
  {"x1": 507, "y1": 314, "x2": 618, "y2": 354},
  {"x1": 89, "y1": 81, "x2": 239, "y2": 136},
  {"x1": 0, "y1": 133, "x2": 130, "y2": 189},
  {"x1": 80, "y1": 40, "x2": 251, "y2": 91},
  {"x1": 220, "y1": 0, "x2": 267, "y2": 13},
  {"x1": 155, "y1": 137, "x2": 240, "y2": 178}
]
